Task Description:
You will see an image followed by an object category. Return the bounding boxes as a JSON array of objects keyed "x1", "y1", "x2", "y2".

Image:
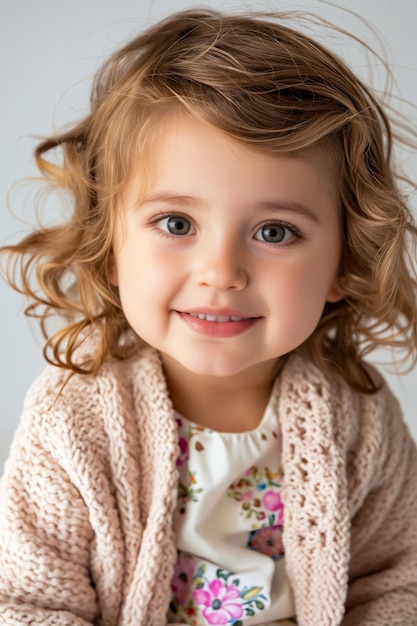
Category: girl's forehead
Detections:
[
  {"x1": 120, "y1": 114, "x2": 341, "y2": 220},
  {"x1": 143, "y1": 114, "x2": 340, "y2": 188}
]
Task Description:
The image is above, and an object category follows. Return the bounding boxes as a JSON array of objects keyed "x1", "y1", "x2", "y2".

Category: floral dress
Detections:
[{"x1": 167, "y1": 391, "x2": 297, "y2": 626}]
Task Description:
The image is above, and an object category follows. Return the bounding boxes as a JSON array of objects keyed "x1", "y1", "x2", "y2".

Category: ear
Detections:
[{"x1": 326, "y1": 279, "x2": 344, "y2": 303}]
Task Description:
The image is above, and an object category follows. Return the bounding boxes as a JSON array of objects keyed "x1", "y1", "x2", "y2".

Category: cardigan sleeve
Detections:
[
  {"x1": 342, "y1": 385, "x2": 417, "y2": 625},
  {"x1": 0, "y1": 360, "x2": 130, "y2": 626},
  {"x1": 0, "y1": 351, "x2": 180, "y2": 626},
  {"x1": 0, "y1": 407, "x2": 100, "y2": 625}
]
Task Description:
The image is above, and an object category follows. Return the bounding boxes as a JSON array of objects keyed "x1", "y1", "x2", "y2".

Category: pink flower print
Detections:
[
  {"x1": 240, "y1": 490, "x2": 254, "y2": 502},
  {"x1": 171, "y1": 554, "x2": 196, "y2": 605},
  {"x1": 262, "y1": 490, "x2": 284, "y2": 524},
  {"x1": 175, "y1": 417, "x2": 190, "y2": 467},
  {"x1": 248, "y1": 525, "x2": 284, "y2": 560},
  {"x1": 193, "y1": 579, "x2": 243, "y2": 625},
  {"x1": 177, "y1": 436, "x2": 189, "y2": 466},
  {"x1": 228, "y1": 466, "x2": 284, "y2": 528}
]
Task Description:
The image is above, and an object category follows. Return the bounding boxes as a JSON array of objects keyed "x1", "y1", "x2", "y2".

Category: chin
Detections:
[{"x1": 179, "y1": 354, "x2": 249, "y2": 379}]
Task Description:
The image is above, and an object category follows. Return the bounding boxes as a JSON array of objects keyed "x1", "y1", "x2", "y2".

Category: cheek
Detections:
[
  {"x1": 279, "y1": 270, "x2": 324, "y2": 314},
  {"x1": 305, "y1": 235, "x2": 342, "y2": 299},
  {"x1": 267, "y1": 253, "x2": 339, "y2": 315},
  {"x1": 142, "y1": 255, "x2": 182, "y2": 295},
  {"x1": 116, "y1": 248, "x2": 179, "y2": 305},
  {"x1": 268, "y1": 267, "x2": 331, "y2": 346}
]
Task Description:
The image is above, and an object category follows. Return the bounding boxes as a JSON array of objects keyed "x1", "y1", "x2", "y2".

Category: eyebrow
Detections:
[
  {"x1": 256, "y1": 200, "x2": 321, "y2": 224},
  {"x1": 137, "y1": 192, "x2": 321, "y2": 224},
  {"x1": 137, "y1": 193, "x2": 197, "y2": 209}
]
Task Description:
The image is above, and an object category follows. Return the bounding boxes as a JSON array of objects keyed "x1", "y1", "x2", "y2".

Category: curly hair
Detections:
[{"x1": 1, "y1": 8, "x2": 417, "y2": 392}]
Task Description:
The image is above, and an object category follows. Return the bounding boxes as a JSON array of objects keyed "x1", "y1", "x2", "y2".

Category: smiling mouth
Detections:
[{"x1": 177, "y1": 311, "x2": 260, "y2": 337}]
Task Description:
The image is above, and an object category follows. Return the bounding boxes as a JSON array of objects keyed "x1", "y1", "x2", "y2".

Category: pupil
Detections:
[{"x1": 168, "y1": 217, "x2": 189, "y2": 234}]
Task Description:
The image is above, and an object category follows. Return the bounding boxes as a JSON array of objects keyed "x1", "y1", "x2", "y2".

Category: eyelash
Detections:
[{"x1": 148, "y1": 213, "x2": 304, "y2": 246}]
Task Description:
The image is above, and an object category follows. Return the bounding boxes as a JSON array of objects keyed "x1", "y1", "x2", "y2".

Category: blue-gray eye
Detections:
[
  {"x1": 256, "y1": 224, "x2": 290, "y2": 243},
  {"x1": 163, "y1": 216, "x2": 192, "y2": 235}
]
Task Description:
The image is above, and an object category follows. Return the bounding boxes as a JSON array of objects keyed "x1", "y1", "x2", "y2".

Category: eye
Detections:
[
  {"x1": 255, "y1": 223, "x2": 295, "y2": 244},
  {"x1": 158, "y1": 215, "x2": 193, "y2": 236}
]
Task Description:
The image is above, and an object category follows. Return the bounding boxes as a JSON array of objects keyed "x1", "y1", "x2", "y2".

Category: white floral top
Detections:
[{"x1": 167, "y1": 390, "x2": 297, "y2": 626}]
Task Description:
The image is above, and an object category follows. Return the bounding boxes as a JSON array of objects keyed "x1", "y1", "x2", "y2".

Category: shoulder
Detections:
[
  {"x1": 24, "y1": 345, "x2": 163, "y2": 408},
  {"x1": 18, "y1": 346, "x2": 167, "y2": 462},
  {"x1": 278, "y1": 353, "x2": 408, "y2": 471},
  {"x1": 280, "y1": 354, "x2": 415, "y2": 510}
]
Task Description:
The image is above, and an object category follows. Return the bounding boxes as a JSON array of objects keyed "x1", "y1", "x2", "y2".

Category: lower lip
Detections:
[{"x1": 177, "y1": 312, "x2": 260, "y2": 338}]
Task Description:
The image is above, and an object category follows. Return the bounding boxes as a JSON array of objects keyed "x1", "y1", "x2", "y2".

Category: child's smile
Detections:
[
  {"x1": 176, "y1": 308, "x2": 262, "y2": 338},
  {"x1": 110, "y1": 114, "x2": 343, "y2": 388}
]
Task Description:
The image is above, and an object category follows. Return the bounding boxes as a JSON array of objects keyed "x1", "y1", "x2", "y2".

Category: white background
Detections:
[{"x1": 1, "y1": 0, "x2": 416, "y2": 468}]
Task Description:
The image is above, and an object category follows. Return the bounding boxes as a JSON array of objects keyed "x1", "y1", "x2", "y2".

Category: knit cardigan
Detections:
[{"x1": 0, "y1": 347, "x2": 416, "y2": 626}]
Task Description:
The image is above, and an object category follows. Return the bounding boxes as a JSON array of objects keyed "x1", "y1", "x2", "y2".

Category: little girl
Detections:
[{"x1": 0, "y1": 8, "x2": 416, "y2": 626}]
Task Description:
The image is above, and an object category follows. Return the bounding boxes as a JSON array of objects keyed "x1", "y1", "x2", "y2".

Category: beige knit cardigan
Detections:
[{"x1": 0, "y1": 347, "x2": 416, "y2": 626}]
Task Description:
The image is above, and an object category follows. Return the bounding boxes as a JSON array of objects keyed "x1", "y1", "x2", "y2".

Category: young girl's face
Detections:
[{"x1": 111, "y1": 115, "x2": 342, "y2": 384}]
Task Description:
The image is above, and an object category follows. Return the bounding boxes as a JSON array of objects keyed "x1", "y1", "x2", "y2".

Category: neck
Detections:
[{"x1": 161, "y1": 355, "x2": 281, "y2": 433}]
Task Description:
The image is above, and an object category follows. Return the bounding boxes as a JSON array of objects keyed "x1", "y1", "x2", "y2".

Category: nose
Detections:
[{"x1": 194, "y1": 236, "x2": 249, "y2": 291}]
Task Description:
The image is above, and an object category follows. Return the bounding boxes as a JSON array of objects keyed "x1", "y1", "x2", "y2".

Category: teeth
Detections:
[{"x1": 188, "y1": 313, "x2": 243, "y2": 322}]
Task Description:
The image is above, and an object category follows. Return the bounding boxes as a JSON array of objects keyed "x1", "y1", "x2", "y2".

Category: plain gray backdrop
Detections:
[{"x1": 1, "y1": 0, "x2": 416, "y2": 469}]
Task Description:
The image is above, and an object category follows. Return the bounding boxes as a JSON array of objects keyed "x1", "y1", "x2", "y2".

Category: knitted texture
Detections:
[{"x1": 0, "y1": 347, "x2": 416, "y2": 626}]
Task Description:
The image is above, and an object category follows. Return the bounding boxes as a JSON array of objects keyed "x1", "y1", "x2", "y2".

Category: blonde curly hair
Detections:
[{"x1": 1, "y1": 9, "x2": 417, "y2": 392}]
